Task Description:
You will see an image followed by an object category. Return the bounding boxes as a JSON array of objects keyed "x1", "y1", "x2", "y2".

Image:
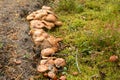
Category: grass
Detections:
[{"x1": 46, "y1": 0, "x2": 120, "y2": 80}]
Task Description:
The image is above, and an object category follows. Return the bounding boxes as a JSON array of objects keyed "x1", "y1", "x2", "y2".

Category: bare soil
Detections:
[{"x1": 0, "y1": 0, "x2": 49, "y2": 80}]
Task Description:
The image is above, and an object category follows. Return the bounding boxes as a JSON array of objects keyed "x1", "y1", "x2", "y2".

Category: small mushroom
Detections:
[
  {"x1": 54, "y1": 58, "x2": 66, "y2": 68},
  {"x1": 55, "y1": 21, "x2": 63, "y2": 26},
  {"x1": 41, "y1": 32, "x2": 49, "y2": 38},
  {"x1": 46, "y1": 58, "x2": 55, "y2": 66},
  {"x1": 48, "y1": 71, "x2": 57, "y2": 80},
  {"x1": 30, "y1": 29, "x2": 49, "y2": 45},
  {"x1": 59, "y1": 75, "x2": 67, "y2": 80},
  {"x1": 42, "y1": 6, "x2": 52, "y2": 10},
  {"x1": 37, "y1": 65, "x2": 48, "y2": 73},
  {"x1": 47, "y1": 36, "x2": 62, "y2": 47},
  {"x1": 34, "y1": 11, "x2": 48, "y2": 20},
  {"x1": 29, "y1": 29, "x2": 44, "y2": 36},
  {"x1": 109, "y1": 55, "x2": 118, "y2": 62},
  {"x1": 72, "y1": 72, "x2": 78, "y2": 76},
  {"x1": 45, "y1": 14, "x2": 57, "y2": 22},
  {"x1": 13, "y1": 59, "x2": 22, "y2": 65},
  {"x1": 43, "y1": 72, "x2": 48, "y2": 77},
  {"x1": 42, "y1": 20, "x2": 55, "y2": 29},
  {"x1": 26, "y1": 13, "x2": 35, "y2": 20},
  {"x1": 40, "y1": 60, "x2": 47, "y2": 65},
  {"x1": 34, "y1": 36, "x2": 45, "y2": 42},
  {"x1": 41, "y1": 47, "x2": 58, "y2": 58},
  {"x1": 51, "y1": 66, "x2": 58, "y2": 73},
  {"x1": 30, "y1": 20, "x2": 45, "y2": 29}
]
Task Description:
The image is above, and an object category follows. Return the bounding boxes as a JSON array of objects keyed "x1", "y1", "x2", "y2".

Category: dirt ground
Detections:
[{"x1": 0, "y1": 0, "x2": 50, "y2": 80}]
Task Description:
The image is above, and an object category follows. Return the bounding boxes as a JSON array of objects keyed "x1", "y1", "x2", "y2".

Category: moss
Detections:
[{"x1": 47, "y1": 0, "x2": 120, "y2": 79}]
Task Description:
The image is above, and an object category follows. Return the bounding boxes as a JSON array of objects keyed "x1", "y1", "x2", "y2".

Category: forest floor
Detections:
[
  {"x1": 0, "y1": 0, "x2": 120, "y2": 80},
  {"x1": 0, "y1": 0, "x2": 48, "y2": 80}
]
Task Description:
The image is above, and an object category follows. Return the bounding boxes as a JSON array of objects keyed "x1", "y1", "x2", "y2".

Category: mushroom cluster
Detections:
[{"x1": 26, "y1": 6, "x2": 66, "y2": 80}]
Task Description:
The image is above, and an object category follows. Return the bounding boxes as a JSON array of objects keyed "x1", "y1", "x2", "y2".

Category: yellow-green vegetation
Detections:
[{"x1": 48, "y1": 0, "x2": 120, "y2": 80}]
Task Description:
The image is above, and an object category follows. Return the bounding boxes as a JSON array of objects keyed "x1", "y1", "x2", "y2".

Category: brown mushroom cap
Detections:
[
  {"x1": 109, "y1": 55, "x2": 118, "y2": 62},
  {"x1": 34, "y1": 11, "x2": 48, "y2": 20},
  {"x1": 26, "y1": 13, "x2": 35, "y2": 20},
  {"x1": 42, "y1": 6, "x2": 52, "y2": 10},
  {"x1": 47, "y1": 36, "x2": 62, "y2": 47},
  {"x1": 46, "y1": 59, "x2": 55, "y2": 66},
  {"x1": 40, "y1": 60, "x2": 47, "y2": 65},
  {"x1": 59, "y1": 75, "x2": 67, "y2": 80},
  {"x1": 45, "y1": 14, "x2": 57, "y2": 22},
  {"x1": 29, "y1": 29, "x2": 44, "y2": 35},
  {"x1": 54, "y1": 58, "x2": 66, "y2": 68},
  {"x1": 41, "y1": 32, "x2": 49, "y2": 38},
  {"x1": 29, "y1": 29, "x2": 48, "y2": 45},
  {"x1": 30, "y1": 20, "x2": 45, "y2": 29},
  {"x1": 55, "y1": 21, "x2": 63, "y2": 26},
  {"x1": 41, "y1": 47, "x2": 58, "y2": 58},
  {"x1": 48, "y1": 71, "x2": 57, "y2": 79},
  {"x1": 37, "y1": 65, "x2": 48, "y2": 72},
  {"x1": 42, "y1": 20, "x2": 55, "y2": 29}
]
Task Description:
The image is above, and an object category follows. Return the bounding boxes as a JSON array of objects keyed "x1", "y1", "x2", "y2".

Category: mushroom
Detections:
[
  {"x1": 42, "y1": 6, "x2": 52, "y2": 10},
  {"x1": 48, "y1": 71, "x2": 57, "y2": 80},
  {"x1": 26, "y1": 13, "x2": 35, "y2": 20},
  {"x1": 47, "y1": 36, "x2": 63, "y2": 47},
  {"x1": 29, "y1": 29, "x2": 49, "y2": 45},
  {"x1": 45, "y1": 14, "x2": 57, "y2": 22},
  {"x1": 42, "y1": 20, "x2": 55, "y2": 29},
  {"x1": 41, "y1": 47, "x2": 58, "y2": 58},
  {"x1": 37, "y1": 65, "x2": 48, "y2": 73},
  {"x1": 34, "y1": 10, "x2": 48, "y2": 20},
  {"x1": 30, "y1": 20, "x2": 45, "y2": 29},
  {"x1": 55, "y1": 21, "x2": 63, "y2": 26},
  {"x1": 13, "y1": 59, "x2": 22, "y2": 65},
  {"x1": 43, "y1": 72, "x2": 48, "y2": 77},
  {"x1": 59, "y1": 75, "x2": 67, "y2": 80},
  {"x1": 72, "y1": 72, "x2": 78, "y2": 76},
  {"x1": 40, "y1": 60, "x2": 47, "y2": 65},
  {"x1": 46, "y1": 58, "x2": 55, "y2": 66},
  {"x1": 30, "y1": 29, "x2": 48, "y2": 42},
  {"x1": 54, "y1": 58, "x2": 66, "y2": 68},
  {"x1": 26, "y1": 9, "x2": 48, "y2": 20},
  {"x1": 109, "y1": 55, "x2": 118, "y2": 62},
  {"x1": 29, "y1": 29, "x2": 44, "y2": 35}
]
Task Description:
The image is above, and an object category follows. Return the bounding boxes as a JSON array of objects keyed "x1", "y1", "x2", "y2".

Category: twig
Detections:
[{"x1": 75, "y1": 50, "x2": 81, "y2": 73}]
